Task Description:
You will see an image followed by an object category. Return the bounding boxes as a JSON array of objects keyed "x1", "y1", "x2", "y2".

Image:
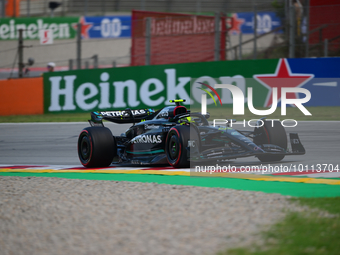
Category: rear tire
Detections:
[
  {"x1": 253, "y1": 120, "x2": 287, "y2": 162},
  {"x1": 78, "y1": 127, "x2": 116, "y2": 168},
  {"x1": 165, "y1": 126, "x2": 192, "y2": 168}
]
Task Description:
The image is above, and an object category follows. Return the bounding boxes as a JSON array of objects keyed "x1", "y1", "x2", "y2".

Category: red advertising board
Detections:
[
  {"x1": 309, "y1": 0, "x2": 340, "y2": 51},
  {"x1": 131, "y1": 10, "x2": 226, "y2": 66}
]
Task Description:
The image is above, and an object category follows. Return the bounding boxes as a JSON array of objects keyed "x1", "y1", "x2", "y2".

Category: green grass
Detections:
[
  {"x1": 291, "y1": 197, "x2": 340, "y2": 215},
  {"x1": 219, "y1": 197, "x2": 340, "y2": 255},
  {"x1": 0, "y1": 106, "x2": 340, "y2": 123}
]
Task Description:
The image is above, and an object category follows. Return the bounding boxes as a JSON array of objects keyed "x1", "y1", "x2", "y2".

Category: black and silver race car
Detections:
[{"x1": 77, "y1": 99, "x2": 305, "y2": 168}]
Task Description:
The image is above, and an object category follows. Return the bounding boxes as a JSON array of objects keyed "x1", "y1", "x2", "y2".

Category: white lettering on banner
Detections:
[
  {"x1": 111, "y1": 18, "x2": 122, "y2": 37},
  {"x1": 140, "y1": 78, "x2": 165, "y2": 107},
  {"x1": 75, "y1": 83, "x2": 99, "y2": 111},
  {"x1": 150, "y1": 16, "x2": 216, "y2": 36},
  {"x1": 0, "y1": 24, "x2": 10, "y2": 39},
  {"x1": 10, "y1": 20, "x2": 15, "y2": 39},
  {"x1": 47, "y1": 69, "x2": 311, "y2": 114},
  {"x1": 101, "y1": 19, "x2": 111, "y2": 37},
  {"x1": 164, "y1": 69, "x2": 190, "y2": 105},
  {"x1": 27, "y1": 24, "x2": 38, "y2": 38},
  {"x1": 48, "y1": 75, "x2": 76, "y2": 111},
  {"x1": 0, "y1": 19, "x2": 70, "y2": 40},
  {"x1": 101, "y1": 18, "x2": 122, "y2": 38},
  {"x1": 37, "y1": 19, "x2": 49, "y2": 36},
  {"x1": 112, "y1": 80, "x2": 140, "y2": 108},
  {"x1": 98, "y1": 72, "x2": 111, "y2": 109},
  {"x1": 49, "y1": 23, "x2": 58, "y2": 38},
  {"x1": 48, "y1": 72, "x2": 247, "y2": 112},
  {"x1": 58, "y1": 24, "x2": 70, "y2": 38}
]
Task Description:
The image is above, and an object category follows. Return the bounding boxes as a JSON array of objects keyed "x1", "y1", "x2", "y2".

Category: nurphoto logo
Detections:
[{"x1": 198, "y1": 82, "x2": 312, "y2": 128}]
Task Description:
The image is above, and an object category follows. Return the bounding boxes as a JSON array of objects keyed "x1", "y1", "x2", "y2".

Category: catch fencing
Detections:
[{"x1": 131, "y1": 10, "x2": 227, "y2": 66}]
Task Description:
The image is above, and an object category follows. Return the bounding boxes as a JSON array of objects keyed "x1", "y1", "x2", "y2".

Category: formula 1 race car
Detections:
[{"x1": 77, "y1": 99, "x2": 306, "y2": 168}]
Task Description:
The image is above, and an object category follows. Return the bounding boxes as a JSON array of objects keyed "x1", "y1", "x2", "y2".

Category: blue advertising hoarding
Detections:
[
  {"x1": 228, "y1": 11, "x2": 282, "y2": 35},
  {"x1": 78, "y1": 12, "x2": 281, "y2": 39},
  {"x1": 78, "y1": 16, "x2": 131, "y2": 39},
  {"x1": 286, "y1": 58, "x2": 340, "y2": 107}
]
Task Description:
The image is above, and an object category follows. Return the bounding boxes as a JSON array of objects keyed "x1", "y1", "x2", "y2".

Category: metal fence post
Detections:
[
  {"x1": 62, "y1": 0, "x2": 65, "y2": 16},
  {"x1": 214, "y1": 12, "x2": 220, "y2": 61},
  {"x1": 93, "y1": 54, "x2": 98, "y2": 69},
  {"x1": 305, "y1": 0, "x2": 310, "y2": 57},
  {"x1": 1, "y1": 0, "x2": 5, "y2": 18},
  {"x1": 77, "y1": 23, "x2": 82, "y2": 69},
  {"x1": 141, "y1": 0, "x2": 145, "y2": 10},
  {"x1": 196, "y1": 0, "x2": 201, "y2": 13},
  {"x1": 114, "y1": 0, "x2": 120, "y2": 11},
  {"x1": 239, "y1": 32, "x2": 242, "y2": 60},
  {"x1": 319, "y1": 29, "x2": 323, "y2": 57},
  {"x1": 102, "y1": 0, "x2": 106, "y2": 15},
  {"x1": 27, "y1": 0, "x2": 30, "y2": 17},
  {"x1": 253, "y1": 3, "x2": 257, "y2": 60},
  {"x1": 289, "y1": 6, "x2": 295, "y2": 58},
  {"x1": 324, "y1": 39, "x2": 328, "y2": 57},
  {"x1": 145, "y1": 17, "x2": 151, "y2": 66},
  {"x1": 85, "y1": 61, "x2": 89, "y2": 69},
  {"x1": 18, "y1": 29, "x2": 24, "y2": 78},
  {"x1": 84, "y1": 0, "x2": 88, "y2": 16},
  {"x1": 69, "y1": 59, "x2": 73, "y2": 70}
]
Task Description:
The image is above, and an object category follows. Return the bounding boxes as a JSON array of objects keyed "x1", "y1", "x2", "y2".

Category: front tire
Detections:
[
  {"x1": 254, "y1": 120, "x2": 287, "y2": 162},
  {"x1": 78, "y1": 127, "x2": 116, "y2": 168}
]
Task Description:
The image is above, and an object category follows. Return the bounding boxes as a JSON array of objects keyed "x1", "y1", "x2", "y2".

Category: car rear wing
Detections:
[{"x1": 89, "y1": 108, "x2": 160, "y2": 126}]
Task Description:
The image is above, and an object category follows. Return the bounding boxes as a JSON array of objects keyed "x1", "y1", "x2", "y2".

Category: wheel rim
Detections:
[
  {"x1": 80, "y1": 135, "x2": 91, "y2": 162},
  {"x1": 168, "y1": 135, "x2": 179, "y2": 160}
]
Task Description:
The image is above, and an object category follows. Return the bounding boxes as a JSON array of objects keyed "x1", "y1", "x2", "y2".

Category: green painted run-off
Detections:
[{"x1": 1, "y1": 172, "x2": 340, "y2": 198}]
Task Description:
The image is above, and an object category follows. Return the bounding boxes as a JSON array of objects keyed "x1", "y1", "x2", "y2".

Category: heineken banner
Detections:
[
  {"x1": 0, "y1": 17, "x2": 78, "y2": 40},
  {"x1": 43, "y1": 58, "x2": 340, "y2": 113}
]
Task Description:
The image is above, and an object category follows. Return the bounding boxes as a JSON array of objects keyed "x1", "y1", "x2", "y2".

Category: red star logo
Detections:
[
  {"x1": 72, "y1": 16, "x2": 93, "y2": 39},
  {"x1": 254, "y1": 59, "x2": 314, "y2": 107},
  {"x1": 227, "y1": 13, "x2": 245, "y2": 34}
]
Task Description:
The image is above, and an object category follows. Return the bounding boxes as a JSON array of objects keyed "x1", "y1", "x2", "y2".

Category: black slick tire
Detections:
[
  {"x1": 165, "y1": 125, "x2": 191, "y2": 168},
  {"x1": 78, "y1": 127, "x2": 116, "y2": 168}
]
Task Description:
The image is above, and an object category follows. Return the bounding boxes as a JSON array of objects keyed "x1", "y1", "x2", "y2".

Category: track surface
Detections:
[
  {"x1": 0, "y1": 121, "x2": 339, "y2": 167},
  {"x1": 0, "y1": 122, "x2": 339, "y2": 255}
]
